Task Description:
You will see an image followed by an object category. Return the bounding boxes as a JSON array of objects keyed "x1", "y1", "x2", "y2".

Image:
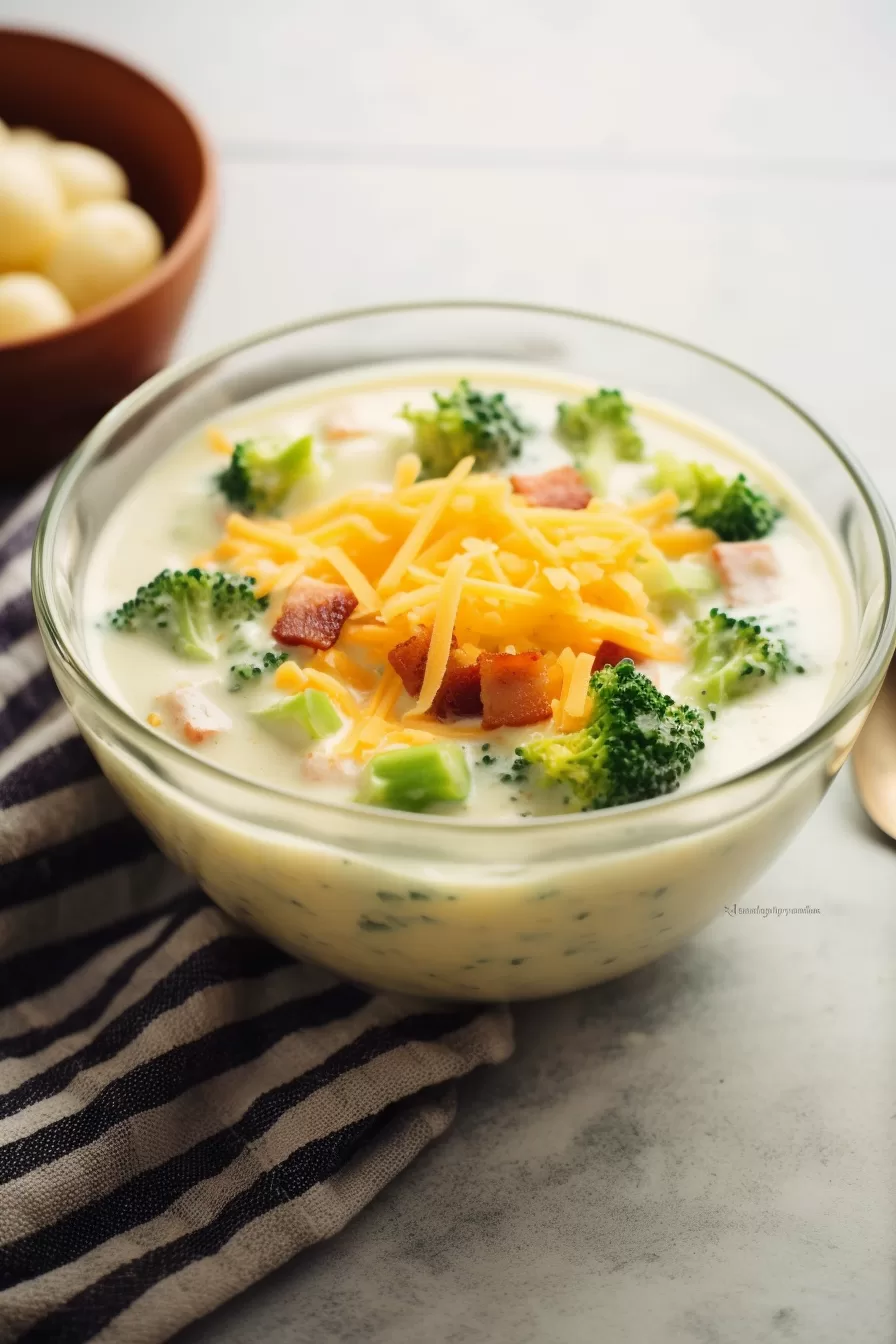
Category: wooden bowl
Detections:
[{"x1": 0, "y1": 27, "x2": 216, "y2": 481}]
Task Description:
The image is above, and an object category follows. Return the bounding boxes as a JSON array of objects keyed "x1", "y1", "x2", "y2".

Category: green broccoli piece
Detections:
[
  {"x1": 109, "y1": 568, "x2": 267, "y2": 662},
  {"x1": 555, "y1": 388, "x2": 644, "y2": 494},
  {"x1": 229, "y1": 648, "x2": 287, "y2": 691},
  {"x1": 649, "y1": 453, "x2": 779, "y2": 541},
  {"x1": 400, "y1": 380, "x2": 529, "y2": 479},
  {"x1": 522, "y1": 660, "x2": 704, "y2": 811},
  {"x1": 253, "y1": 688, "x2": 343, "y2": 745},
  {"x1": 680, "y1": 608, "x2": 803, "y2": 708},
  {"x1": 217, "y1": 435, "x2": 315, "y2": 514},
  {"x1": 634, "y1": 553, "x2": 719, "y2": 616},
  {"x1": 357, "y1": 743, "x2": 471, "y2": 812}
]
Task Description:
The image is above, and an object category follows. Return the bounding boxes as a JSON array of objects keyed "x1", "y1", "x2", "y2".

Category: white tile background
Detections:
[{"x1": 1, "y1": 3, "x2": 894, "y2": 1341}]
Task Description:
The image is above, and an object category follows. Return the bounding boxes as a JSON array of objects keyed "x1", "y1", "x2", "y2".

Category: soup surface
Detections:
[{"x1": 85, "y1": 362, "x2": 853, "y2": 821}]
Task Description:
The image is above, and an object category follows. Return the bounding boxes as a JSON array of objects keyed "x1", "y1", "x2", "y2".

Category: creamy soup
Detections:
[
  {"x1": 85, "y1": 362, "x2": 852, "y2": 825},
  {"x1": 74, "y1": 361, "x2": 859, "y2": 999}
]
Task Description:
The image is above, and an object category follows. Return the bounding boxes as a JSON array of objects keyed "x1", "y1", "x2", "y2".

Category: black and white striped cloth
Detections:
[{"x1": 0, "y1": 485, "x2": 513, "y2": 1344}]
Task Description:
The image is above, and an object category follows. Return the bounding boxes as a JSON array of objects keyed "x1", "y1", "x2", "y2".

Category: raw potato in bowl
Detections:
[
  {"x1": 50, "y1": 141, "x2": 129, "y2": 208},
  {"x1": 0, "y1": 272, "x2": 73, "y2": 341},
  {"x1": 45, "y1": 199, "x2": 164, "y2": 312},
  {"x1": 0, "y1": 122, "x2": 163, "y2": 342},
  {"x1": 0, "y1": 143, "x2": 65, "y2": 269}
]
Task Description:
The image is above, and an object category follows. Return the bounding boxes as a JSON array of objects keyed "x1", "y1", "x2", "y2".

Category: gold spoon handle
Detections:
[{"x1": 853, "y1": 657, "x2": 896, "y2": 839}]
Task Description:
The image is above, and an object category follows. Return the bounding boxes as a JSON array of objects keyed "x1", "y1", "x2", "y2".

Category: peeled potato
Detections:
[
  {"x1": 44, "y1": 199, "x2": 164, "y2": 311},
  {"x1": 51, "y1": 142, "x2": 129, "y2": 208},
  {"x1": 0, "y1": 145, "x2": 66, "y2": 269},
  {"x1": 0, "y1": 272, "x2": 73, "y2": 343},
  {"x1": 10, "y1": 127, "x2": 55, "y2": 152}
]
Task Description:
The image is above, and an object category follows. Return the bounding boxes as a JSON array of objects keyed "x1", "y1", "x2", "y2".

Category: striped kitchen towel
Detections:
[{"x1": 0, "y1": 485, "x2": 514, "y2": 1344}]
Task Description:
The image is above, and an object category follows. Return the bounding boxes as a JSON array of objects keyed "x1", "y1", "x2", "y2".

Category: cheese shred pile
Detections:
[{"x1": 199, "y1": 450, "x2": 701, "y2": 756}]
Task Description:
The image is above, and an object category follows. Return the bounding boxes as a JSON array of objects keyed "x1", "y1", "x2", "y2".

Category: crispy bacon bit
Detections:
[
  {"x1": 434, "y1": 658, "x2": 482, "y2": 720},
  {"x1": 273, "y1": 577, "x2": 358, "y2": 650},
  {"x1": 393, "y1": 632, "x2": 555, "y2": 725},
  {"x1": 480, "y1": 651, "x2": 553, "y2": 730},
  {"x1": 389, "y1": 628, "x2": 483, "y2": 720},
  {"x1": 388, "y1": 626, "x2": 433, "y2": 698},
  {"x1": 712, "y1": 542, "x2": 779, "y2": 608},
  {"x1": 511, "y1": 466, "x2": 592, "y2": 511},
  {"x1": 593, "y1": 641, "x2": 642, "y2": 669},
  {"x1": 159, "y1": 686, "x2": 232, "y2": 744}
]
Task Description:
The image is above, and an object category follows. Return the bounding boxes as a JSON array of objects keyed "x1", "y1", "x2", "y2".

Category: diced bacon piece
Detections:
[
  {"x1": 511, "y1": 466, "x2": 592, "y2": 511},
  {"x1": 388, "y1": 626, "x2": 433, "y2": 698},
  {"x1": 389, "y1": 627, "x2": 483, "y2": 720},
  {"x1": 479, "y1": 651, "x2": 553, "y2": 730},
  {"x1": 712, "y1": 542, "x2": 779, "y2": 608},
  {"x1": 159, "y1": 687, "x2": 232, "y2": 744},
  {"x1": 273, "y1": 577, "x2": 358, "y2": 650},
  {"x1": 318, "y1": 398, "x2": 405, "y2": 444},
  {"x1": 434, "y1": 658, "x2": 482, "y2": 720},
  {"x1": 300, "y1": 753, "x2": 357, "y2": 783},
  {"x1": 318, "y1": 399, "x2": 375, "y2": 442},
  {"x1": 593, "y1": 641, "x2": 642, "y2": 669}
]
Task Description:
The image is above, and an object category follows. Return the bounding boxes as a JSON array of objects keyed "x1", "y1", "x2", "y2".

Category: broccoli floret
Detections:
[
  {"x1": 229, "y1": 648, "x2": 287, "y2": 690},
  {"x1": 400, "y1": 380, "x2": 529, "y2": 478},
  {"x1": 522, "y1": 660, "x2": 704, "y2": 811},
  {"x1": 680, "y1": 608, "x2": 803, "y2": 708},
  {"x1": 217, "y1": 435, "x2": 315, "y2": 514},
  {"x1": 109, "y1": 568, "x2": 268, "y2": 661},
  {"x1": 556, "y1": 388, "x2": 643, "y2": 461},
  {"x1": 555, "y1": 388, "x2": 644, "y2": 494},
  {"x1": 650, "y1": 453, "x2": 779, "y2": 541}
]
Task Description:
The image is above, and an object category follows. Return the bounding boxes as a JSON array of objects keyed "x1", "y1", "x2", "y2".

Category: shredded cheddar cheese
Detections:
[
  {"x1": 562, "y1": 652, "x2": 596, "y2": 730},
  {"x1": 411, "y1": 552, "x2": 472, "y2": 716},
  {"x1": 274, "y1": 661, "x2": 305, "y2": 693},
  {"x1": 393, "y1": 452, "x2": 422, "y2": 491},
  {"x1": 322, "y1": 546, "x2": 380, "y2": 612},
  {"x1": 310, "y1": 648, "x2": 378, "y2": 691},
  {"x1": 197, "y1": 452, "x2": 705, "y2": 759},
  {"x1": 552, "y1": 647, "x2": 578, "y2": 726},
  {"x1": 650, "y1": 525, "x2": 717, "y2": 557},
  {"x1": 206, "y1": 426, "x2": 233, "y2": 455},
  {"x1": 377, "y1": 456, "x2": 475, "y2": 594}
]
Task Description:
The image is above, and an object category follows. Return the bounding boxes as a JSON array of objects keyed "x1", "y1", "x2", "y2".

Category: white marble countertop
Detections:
[{"x1": 2, "y1": 2, "x2": 893, "y2": 1339}]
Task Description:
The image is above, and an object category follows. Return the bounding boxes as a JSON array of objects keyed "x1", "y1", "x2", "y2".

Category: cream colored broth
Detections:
[{"x1": 84, "y1": 363, "x2": 853, "y2": 819}]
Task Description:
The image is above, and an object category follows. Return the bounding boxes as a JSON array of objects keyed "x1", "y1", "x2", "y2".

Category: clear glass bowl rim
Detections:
[{"x1": 32, "y1": 299, "x2": 896, "y2": 835}]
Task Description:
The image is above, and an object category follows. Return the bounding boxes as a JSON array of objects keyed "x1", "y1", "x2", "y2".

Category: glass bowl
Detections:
[{"x1": 33, "y1": 303, "x2": 896, "y2": 1001}]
